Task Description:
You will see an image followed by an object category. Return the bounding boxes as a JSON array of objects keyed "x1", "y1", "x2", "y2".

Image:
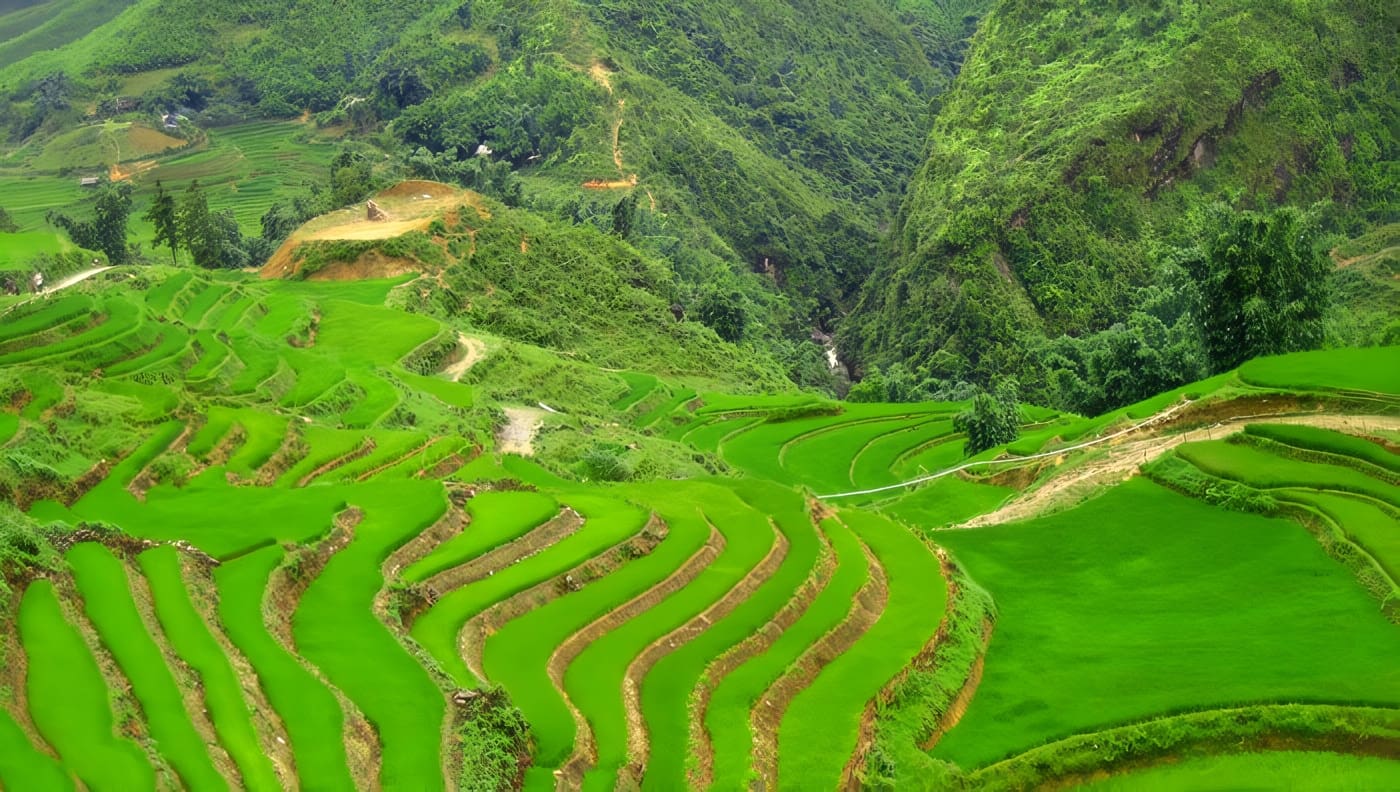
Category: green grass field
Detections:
[
  {"x1": 1079, "y1": 751, "x2": 1400, "y2": 791},
  {"x1": 1, "y1": 260, "x2": 1395, "y2": 791},
  {"x1": 932, "y1": 479, "x2": 1400, "y2": 770}
]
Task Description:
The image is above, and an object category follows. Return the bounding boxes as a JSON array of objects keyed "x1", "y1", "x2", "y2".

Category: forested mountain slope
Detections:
[
  {"x1": 0, "y1": 0, "x2": 989, "y2": 340},
  {"x1": 845, "y1": 0, "x2": 1397, "y2": 388}
]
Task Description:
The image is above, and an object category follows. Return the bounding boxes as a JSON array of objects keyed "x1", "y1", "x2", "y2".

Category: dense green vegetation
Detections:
[
  {"x1": 1, "y1": 1, "x2": 1398, "y2": 788},
  {"x1": 847, "y1": 0, "x2": 1398, "y2": 408}
]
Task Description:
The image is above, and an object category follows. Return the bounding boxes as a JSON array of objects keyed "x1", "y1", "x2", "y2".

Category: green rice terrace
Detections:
[{"x1": 0, "y1": 265, "x2": 1397, "y2": 791}]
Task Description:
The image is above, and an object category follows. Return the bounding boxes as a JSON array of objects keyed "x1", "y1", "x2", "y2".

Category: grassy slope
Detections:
[{"x1": 933, "y1": 478, "x2": 1400, "y2": 769}]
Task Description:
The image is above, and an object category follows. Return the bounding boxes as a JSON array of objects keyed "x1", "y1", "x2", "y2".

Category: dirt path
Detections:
[
  {"x1": 440, "y1": 333, "x2": 487, "y2": 382},
  {"x1": 957, "y1": 414, "x2": 1400, "y2": 529},
  {"x1": 3, "y1": 266, "x2": 114, "y2": 316},
  {"x1": 497, "y1": 407, "x2": 547, "y2": 456}
]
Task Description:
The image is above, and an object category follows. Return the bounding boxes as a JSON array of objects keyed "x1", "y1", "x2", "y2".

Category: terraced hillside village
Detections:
[{"x1": 2, "y1": 0, "x2": 1399, "y2": 790}]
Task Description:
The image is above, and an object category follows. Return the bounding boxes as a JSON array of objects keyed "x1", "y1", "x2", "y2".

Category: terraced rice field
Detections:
[{"x1": 1, "y1": 269, "x2": 1397, "y2": 790}]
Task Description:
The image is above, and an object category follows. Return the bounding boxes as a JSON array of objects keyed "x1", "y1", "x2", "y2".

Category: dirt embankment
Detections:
[
  {"x1": 959, "y1": 413, "x2": 1400, "y2": 529},
  {"x1": 751, "y1": 534, "x2": 890, "y2": 789},
  {"x1": 620, "y1": 522, "x2": 791, "y2": 786},
  {"x1": 260, "y1": 181, "x2": 489, "y2": 280},
  {"x1": 555, "y1": 525, "x2": 725, "y2": 788}
]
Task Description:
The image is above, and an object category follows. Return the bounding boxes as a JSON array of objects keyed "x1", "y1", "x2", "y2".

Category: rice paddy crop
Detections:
[
  {"x1": 1245, "y1": 423, "x2": 1400, "y2": 474},
  {"x1": 702, "y1": 515, "x2": 869, "y2": 789},
  {"x1": 1238, "y1": 346, "x2": 1400, "y2": 394},
  {"x1": 1080, "y1": 751, "x2": 1400, "y2": 791},
  {"x1": 1177, "y1": 440, "x2": 1399, "y2": 507},
  {"x1": 483, "y1": 494, "x2": 671, "y2": 770},
  {"x1": 931, "y1": 478, "x2": 1400, "y2": 770},
  {"x1": 777, "y1": 509, "x2": 945, "y2": 789},
  {"x1": 0, "y1": 708, "x2": 73, "y2": 791},
  {"x1": 214, "y1": 546, "x2": 354, "y2": 789},
  {"x1": 640, "y1": 480, "x2": 819, "y2": 789},
  {"x1": 18, "y1": 580, "x2": 154, "y2": 792},
  {"x1": 139, "y1": 546, "x2": 281, "y2": 791},
  {"x1": 65, "y1": 542, "x2": 227, "y2": 791},
  {"x1": 412, "y1": 493, "x2": 652, "y2": 685},
  {"x1": 402, "y1": 490, "x2": 558, "y2": 583},
  {"x1": 291, "y1": 484, "x2": 448, "y2": 790},
  {"x1": 567, "y1": 482, "x2": 779, "y2": 787}
]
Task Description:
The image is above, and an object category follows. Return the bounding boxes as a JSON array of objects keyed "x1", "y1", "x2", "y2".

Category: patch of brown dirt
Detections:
[
  {"x1": 751, "y1": 532, "x2": 889, "y2": 789},
  {"x1": 555, "y1": 525, "x2": 725, "y2": 787},
  {"x1": 109, "y1": 158, "x2": 159, "y2": 182},
  {"x1": 440, "y1": 333, "x2": 488, "y2": 382},
  {"x1": 959, "y1": 413, "x2": 1400, "y2": 528},
  {"x1": 620, "y1": 521, "x2": 790, "y2": 786},
  {"x1": 582, "y1": 174, "x2": 639, "y2": 190},
  {"x1": 1332, "y1": 245, "x2": 1400, "y2": 269},
  {"x1": 497, "y1": 407, "x2": 546, "y2": 456},
  {"x1": 260, "y1": 181, "x2": 490, "y2": 280}
]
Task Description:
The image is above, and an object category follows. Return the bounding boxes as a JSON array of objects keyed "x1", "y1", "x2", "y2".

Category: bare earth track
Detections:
[{"x1": 959, "y1": 413, "x2": 1400, "y2": 528}]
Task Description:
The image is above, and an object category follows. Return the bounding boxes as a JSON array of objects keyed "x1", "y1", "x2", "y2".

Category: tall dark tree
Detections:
[
  {"x1": 48, "y1": 182, "x2": 132, "y2": 264},
  {"x1": 695, "y1": 290, "x2": 747, "y2": 343},
  {"x1": 1189, "y1": 206, "x2": 1330, "y2": 371},
  {"x1": 144, "y1": 181, "x2": 179, "y2": 265},
  {"x1": 954, "y1": 378, "x2": 1021, "y2": 456},
  {"x1": 177, "y1": 181, "x2": 218, "y2": 268}
]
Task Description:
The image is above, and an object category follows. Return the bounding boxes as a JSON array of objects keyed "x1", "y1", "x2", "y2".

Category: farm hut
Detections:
[
  {"x1": 79, "y1": 176, "x2": 100, "y2": 187},
  {"x1": 163, "y1": 113, "x2": 180, "y2": 130}
]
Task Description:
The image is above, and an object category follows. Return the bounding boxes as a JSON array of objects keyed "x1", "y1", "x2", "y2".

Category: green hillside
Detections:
[
  {"x1": 1, "y1": 2, "x2": 1399, "y2": 789},
  {"x1": 846, "y1": 0, "x2": 1398, "y2": 395}
]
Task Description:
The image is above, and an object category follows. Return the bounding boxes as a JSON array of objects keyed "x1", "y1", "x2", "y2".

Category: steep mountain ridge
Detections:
[{"x1": 844, "y1": 0, "x2": 1398, "y2": 382}]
